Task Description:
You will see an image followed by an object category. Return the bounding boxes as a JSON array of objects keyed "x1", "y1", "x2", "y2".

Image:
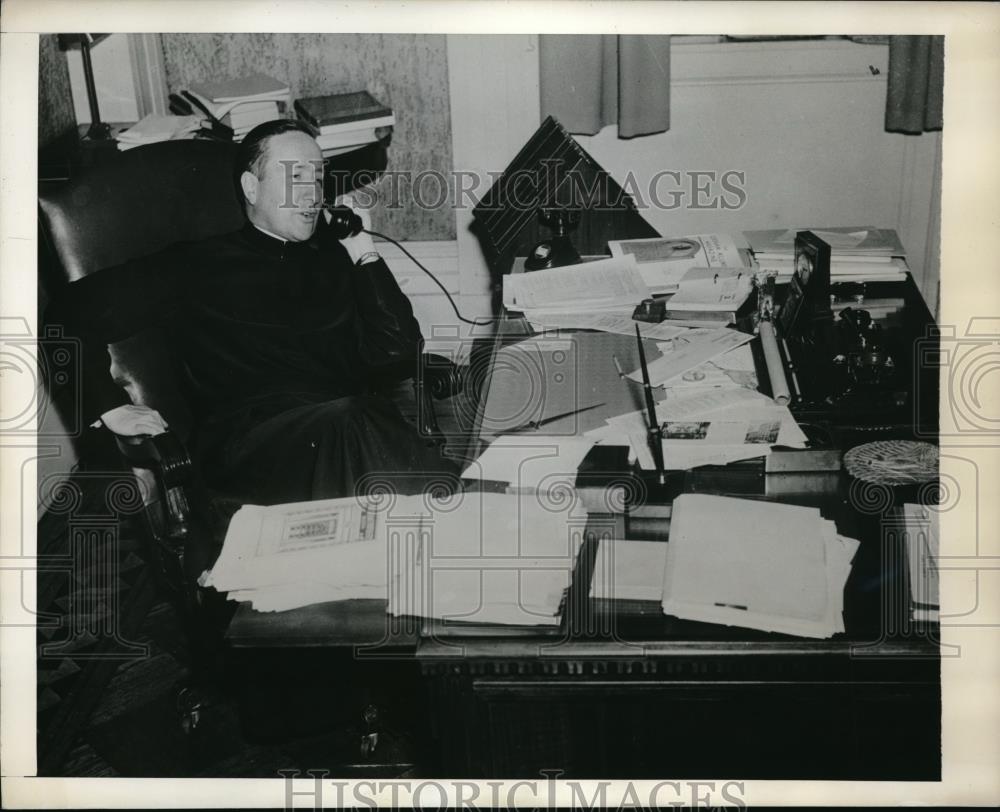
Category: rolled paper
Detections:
[{"x1": 759, "y1": 320, "x2": 791, "y2": 405}]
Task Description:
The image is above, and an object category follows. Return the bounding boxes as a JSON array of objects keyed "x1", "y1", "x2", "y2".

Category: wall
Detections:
[
  {"x1": 38, "y1": 35, "x2": 76, "y2": 147},
  {"x1": 447, "y1": 38, "x2": 942, "y2": 316},
  {"x1": 159, "y1": 33, "x2": 455, "y2": 241},
  {"x1": 571, "y1": 40, "x2": 942, "y2": 313},
  {"x1": 66, "y1": 34, "x2": 140, "y2": 124}
]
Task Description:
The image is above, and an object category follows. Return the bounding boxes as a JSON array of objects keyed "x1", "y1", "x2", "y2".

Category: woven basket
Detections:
[{"x1": 843, "y1": 440, "x2": 938, "y2": 486}]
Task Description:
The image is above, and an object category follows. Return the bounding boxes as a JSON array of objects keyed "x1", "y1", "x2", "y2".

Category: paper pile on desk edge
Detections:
[
  {"x1": 207, "y1": 493, "x2": 588, "y2": 623},
  {"x1": 386, "y1": 492, "x2": 587, "y2": 627},
  {"x1": 660, "y1": 494, "x2": 859, "y2": 638},
  {"x1": 590, "y1": 539, "x2": 668, "y2": 602},
  {"x1": 116, "y1": 114, "x2": 206, "y2": 150},
  {"x1": 503, "y1": 255, "x2": 650, "y2": 318}
]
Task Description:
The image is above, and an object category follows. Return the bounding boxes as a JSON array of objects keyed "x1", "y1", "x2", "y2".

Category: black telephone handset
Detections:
[{"x1": 322, "y1": 205, "x2": 364, "y2": 239}]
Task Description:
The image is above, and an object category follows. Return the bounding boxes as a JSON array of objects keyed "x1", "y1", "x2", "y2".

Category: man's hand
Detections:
[
  {"x1": 99, "y1": 404, "x2": 168, "y2": 436},
  {"x1": 333, "y1": 192, "x2": 378, "y2": 264}
]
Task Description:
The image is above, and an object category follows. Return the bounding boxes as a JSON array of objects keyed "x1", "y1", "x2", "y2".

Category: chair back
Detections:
[{"x1": 39, "y1": 140, "x2": 245, "y2": 439}]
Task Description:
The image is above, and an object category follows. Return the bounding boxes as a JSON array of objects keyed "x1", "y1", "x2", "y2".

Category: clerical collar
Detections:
[
  {"x1": 254, "y1": 224, "x2": 287, "y2": 243},
  {"x1": 241, "y1": 221, "x2": 316, "y2": 258}
]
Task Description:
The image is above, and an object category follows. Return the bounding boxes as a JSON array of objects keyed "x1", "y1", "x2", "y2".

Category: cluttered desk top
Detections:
[{"x1": 224, "y1": 226, "x2": 940, "y2": 656}]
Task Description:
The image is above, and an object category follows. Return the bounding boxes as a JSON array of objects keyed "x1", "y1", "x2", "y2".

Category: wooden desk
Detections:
[
  {"x1": 415, "y1": 475, "x2": 939, "y2": 778},
  {"x1": 228, "y1": 598, "x2": 417, "y2": 650},
  {"x1": 225, "y1": 277, "x2": 940, "y2": 778}
]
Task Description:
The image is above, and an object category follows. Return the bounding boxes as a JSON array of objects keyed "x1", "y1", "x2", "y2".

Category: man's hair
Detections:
[{"x1": 233, "y1": 118, "x2": 317, "y2": 207}]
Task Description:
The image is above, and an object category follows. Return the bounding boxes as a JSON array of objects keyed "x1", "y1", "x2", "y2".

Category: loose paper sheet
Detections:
[
  {"x1": 625, "y1": 328, "x2": 754, "y2": 385},
  {"x1": 461, "y1": 435, "x2": 596, "y2": 490}
]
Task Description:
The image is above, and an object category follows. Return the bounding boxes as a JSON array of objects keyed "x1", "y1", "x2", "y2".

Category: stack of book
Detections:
[
  {"x1": 745, "y1": 226, "x2": 910, "y2": 284},
  {"x1": 186, "y1": 73, "x2": 290, "y2": 141},
  {"x1": 657, "y1": 267, "x2": 755, "y2": 325},
  {"x1": 294, "y1": 90, "x2": 395, "y2": 156}
]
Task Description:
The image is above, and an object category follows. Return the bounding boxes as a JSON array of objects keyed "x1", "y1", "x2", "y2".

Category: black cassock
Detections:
[{"x1": 53, "y1": 220, "x2": 457, "y2": 504}]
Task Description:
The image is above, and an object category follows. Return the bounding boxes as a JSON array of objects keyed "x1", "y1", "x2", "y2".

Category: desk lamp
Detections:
[{"x1": 58, "y1": 34, "x2": 112, "y2": 141}]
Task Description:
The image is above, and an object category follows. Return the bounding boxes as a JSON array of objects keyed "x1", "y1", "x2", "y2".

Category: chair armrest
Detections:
[
  {"x1": 412, "y1": 353, "x2": 466, "y2": 443},
  {"x1": 420, "y1": 353, "x2": 465, "y2": 400},
  {"x1": 115, "y1": 431, "x2": 193, "y2": 549}
]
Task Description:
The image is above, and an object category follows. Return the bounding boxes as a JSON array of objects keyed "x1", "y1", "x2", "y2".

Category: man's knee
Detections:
[{"x1": 324, "y1": 394, "x2": 391, "y2": 423}]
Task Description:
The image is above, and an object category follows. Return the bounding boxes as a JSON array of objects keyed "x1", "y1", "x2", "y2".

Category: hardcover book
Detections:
[
  {"x1": 294, "y1": 91, "x2": 394, "y2": 132},
  {"x1": 188, "y1": 72, "x2": 289, "y2": 103}
]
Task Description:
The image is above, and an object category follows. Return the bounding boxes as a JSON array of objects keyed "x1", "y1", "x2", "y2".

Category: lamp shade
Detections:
[{"x1": 57, "y1": 34, "x2": 110, "y2": 51}]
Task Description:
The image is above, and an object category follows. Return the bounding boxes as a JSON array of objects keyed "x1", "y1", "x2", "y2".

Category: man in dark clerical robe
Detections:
[{"x1": 51, "y1": 119, "x2": 457, "y2": 505}]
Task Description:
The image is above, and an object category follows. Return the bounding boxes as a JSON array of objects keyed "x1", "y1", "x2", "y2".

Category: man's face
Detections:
[{"x1": 242, "y1": 131, "x2": 324, "y2": 242}]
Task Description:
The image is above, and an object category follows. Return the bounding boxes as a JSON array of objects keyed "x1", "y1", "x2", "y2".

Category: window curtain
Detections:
[
  {"x1": 885, "y1": 35, "x2": 944, "y2": 133},
  {"x1": 539, "y1": 35, "x2": 671, "y2": 138}
]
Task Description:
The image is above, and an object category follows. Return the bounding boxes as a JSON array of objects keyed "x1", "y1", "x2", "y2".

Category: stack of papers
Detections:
[
  {"x1": 660, "y1": 494, "x2": 859, "y2": 638},
  {"x1": 206, "y1": 492, "x2": 588, "y2": 626},
  {"x1": 187, "y1": 73, "x2": 291, "y2": 141},
  {"x1": 388, "y1": 493, "x2": 588, "y2": 627},
  {"x1": 660, "y1": 267, "x2": 754, "y2": 325},
  {"x1": 116, "y1": 114, "x2": 205, "y2": 151},
  {"x1": 608, "y1": 233, "x2": 754, "y2": 294},
  {"x1": 745, "y1": 227, "x2": 910, "y2": 284},
  {"x1": 205, "y1": 496, "x2": 419, "y2": 612},
  {"x1": 902, "y1": 503, "x2": 940, "y2": 622},
  {"x1": 590, "y1": 539, "x2": 668, "y2": 601},
  {"x1": 503, "y1": 255, "x2": 650, "y2": 322}
]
